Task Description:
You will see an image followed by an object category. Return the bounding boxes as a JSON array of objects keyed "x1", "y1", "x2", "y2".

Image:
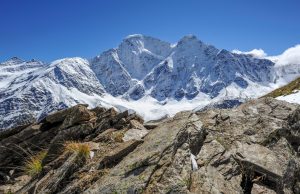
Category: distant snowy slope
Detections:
[
  {"x1": 0, "y1": 58, "x2": 105, "y2": 129},
  {"x1": 0, "y1": 57, "x2": 45, "y2": 90}
]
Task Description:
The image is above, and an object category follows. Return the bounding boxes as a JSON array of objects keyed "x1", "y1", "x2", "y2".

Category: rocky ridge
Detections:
[{"x1": 0, "y1": 97, "x2": 299, "y2": 193}]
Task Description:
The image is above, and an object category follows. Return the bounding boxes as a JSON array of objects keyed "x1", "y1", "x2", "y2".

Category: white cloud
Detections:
[
  {"x1": 232, "y1": 48, "x2": 267, "y2": 59},
  {"x1": 270, "y1": 44, "x2": 300, "y2": 66},
  {"x1": 232, "y1": 45, "x2": 300, "y2": 66}
]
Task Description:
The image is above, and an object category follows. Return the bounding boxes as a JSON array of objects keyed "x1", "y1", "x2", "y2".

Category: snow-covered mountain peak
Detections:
[
  {"x1": 1, "y1": 57, "x2": 24, "y2": 65},
  {"x1": 173, "y1": 35, "x2": 212, "y2": 57},
  {"x1": 11, "y1": 56, "x2": 21, "y2": 60},
  {"x1": 178, "y1": 34, "x2": 199, "y2": 42},
  {"x1": 125, "y1": 34, "x2": 144, "y2": 39},
  {"x1": 50, "y1": 57, "x2": 89, "y2": 68},
  {"x1": 176, "y1": 34, "x2": 204, "y2": 47},
  {"x1": 0, "y1": 58, "x2": 45, "y2": 90},
  {"x1": 1, "y1": 34, "x2": 300, "y2": 130},
  {"x1": 120, "y1": 34, "x2": 171, "y2": 57},
  {"x1": 45, "y1": 57, "x2": 104, "y2": 94},
  {"x1": 91, "y1": 35, "x2": 174, "y2": 83},
  {"x1": 1, "y1": 57, "x2": 45, "y2": 67}
]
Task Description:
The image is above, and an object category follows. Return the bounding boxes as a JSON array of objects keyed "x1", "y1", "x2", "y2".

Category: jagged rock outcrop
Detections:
[{"x1": 0, "y1": 98, "x2": 299, "y2": 193}]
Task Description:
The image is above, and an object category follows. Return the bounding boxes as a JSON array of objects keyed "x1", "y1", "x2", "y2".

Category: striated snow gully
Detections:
[{"x1": 0, "y1": 34, "x2": 300, "y2": 130}]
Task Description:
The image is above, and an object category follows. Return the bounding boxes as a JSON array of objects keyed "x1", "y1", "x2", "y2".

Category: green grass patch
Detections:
[{"x1": 23, "y1": 150, "x2": 47, "y2": 176}]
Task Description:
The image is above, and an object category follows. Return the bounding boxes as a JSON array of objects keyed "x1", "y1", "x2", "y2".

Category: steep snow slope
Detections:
[{"x1": 0, "y1": 58, "x2": 104, "y2": 129}]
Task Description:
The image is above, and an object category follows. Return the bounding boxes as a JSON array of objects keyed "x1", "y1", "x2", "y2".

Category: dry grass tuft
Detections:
[
  {"x1": 112, "y1": 131, "x2": 124, "y2": 143},
  {"x1": 23, "y1": 150, "x2": 47, "y2": 176},
  {"x1": 64, "y1": 141, "x2": 91, "y2": 159}
]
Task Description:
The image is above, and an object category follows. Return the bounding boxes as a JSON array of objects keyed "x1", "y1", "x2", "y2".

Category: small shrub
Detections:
[
  {"x1": 23, "y1": 150, "x2": 47, "y2": 176},
  {"x1": 64, "y1": 141, "x2": 91, "y2": 159}
]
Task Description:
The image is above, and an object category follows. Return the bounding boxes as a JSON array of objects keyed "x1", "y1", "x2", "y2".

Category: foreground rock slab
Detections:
[{"x1": 0, "y1": 97, "x2": 299, "y2": 193}]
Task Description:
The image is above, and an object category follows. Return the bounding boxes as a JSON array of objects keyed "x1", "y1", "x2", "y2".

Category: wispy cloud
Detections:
[{"x1": 232, "y1": 48, "x2": 267, "y2": 59}]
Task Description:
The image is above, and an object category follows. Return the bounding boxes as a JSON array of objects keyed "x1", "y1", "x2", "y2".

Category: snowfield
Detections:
[{"x1": 276, "y1": 90, "x2": 300, "y2": 104}]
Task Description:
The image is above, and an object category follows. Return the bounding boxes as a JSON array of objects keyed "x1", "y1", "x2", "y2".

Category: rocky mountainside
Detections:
[
  {"x1": 1, "y1": 34, "x2": 300, "y2": 130},
  {"x1": 0, "y1": 97, "x2": 299, "y2": 193}
]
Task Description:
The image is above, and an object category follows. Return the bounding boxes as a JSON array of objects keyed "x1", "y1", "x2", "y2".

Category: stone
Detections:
[
  {"x1": 251, "y1": 184, "x2": 277, "y2": 194},
  {"x1": 129, "y1": 119, "x2": 147, "y2": 130},
  {"x1": 60, "y1": 105, "x2": 96, "y2": 129},
  {"x1": 45, "y1": 104, "x2": 88, "y2": 124},
  {"x1": 98, "y1": 140, "x2": 143, "y2": 169},
  {"x1": 122, "y1": 128, "x2": 149, "y2": 142}
]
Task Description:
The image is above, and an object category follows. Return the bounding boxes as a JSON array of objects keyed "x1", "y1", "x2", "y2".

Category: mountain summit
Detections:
[{"x1": 0, "y1": 35, "x2": 299, "y2": 130}]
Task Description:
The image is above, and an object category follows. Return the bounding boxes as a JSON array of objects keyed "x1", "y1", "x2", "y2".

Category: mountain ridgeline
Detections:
[{"x1": 0, "y1": 34, "x2": 299, "y2": 130}]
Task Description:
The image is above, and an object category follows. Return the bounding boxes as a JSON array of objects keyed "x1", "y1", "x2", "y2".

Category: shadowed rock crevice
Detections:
[
  {"x1": 98, "y1": 140, "x2": 143, "y2": 169},
  {"x1": 239, "y1": 160, "x2": 284, "y2": 194},
  {"x1": 240, "y1": 171, "x2": 253, "y2": 194}
]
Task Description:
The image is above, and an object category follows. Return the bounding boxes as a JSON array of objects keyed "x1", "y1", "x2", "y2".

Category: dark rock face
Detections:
[{"x1": 0, "y1": 98, "x2": 300, "y2": 193}]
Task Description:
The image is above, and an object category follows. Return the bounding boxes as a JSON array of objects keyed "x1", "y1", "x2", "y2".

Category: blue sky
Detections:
[{"x1": 0, "y1": 0, "x2": 299, "y2": 62}]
